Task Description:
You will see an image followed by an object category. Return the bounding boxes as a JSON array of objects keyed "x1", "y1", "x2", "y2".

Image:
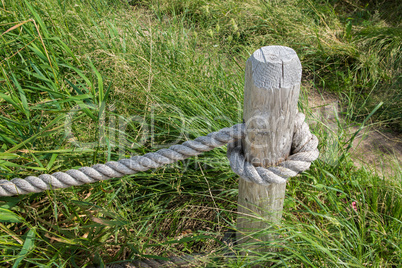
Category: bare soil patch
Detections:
[{"x1": 303, "y1": 84, "x2": 401, "y2": 178}]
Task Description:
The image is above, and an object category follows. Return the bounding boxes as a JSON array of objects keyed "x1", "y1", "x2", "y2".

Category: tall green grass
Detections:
[{"x1": 0, "y1": 0, "x2": 401, "y2": 267}]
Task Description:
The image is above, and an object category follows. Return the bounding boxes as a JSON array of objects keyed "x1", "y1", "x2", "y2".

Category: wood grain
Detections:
[{"x1": 237, "y1": 46, "x2": 302, "y2": 247}]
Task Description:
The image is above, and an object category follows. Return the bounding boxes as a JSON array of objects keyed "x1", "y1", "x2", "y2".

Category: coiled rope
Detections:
[
  {"x1": 228, "y1": 113, "x2": 319, "y2": 185},
  {"x1": 0, "y1": 113, "x2": 318, "y2": 197}
]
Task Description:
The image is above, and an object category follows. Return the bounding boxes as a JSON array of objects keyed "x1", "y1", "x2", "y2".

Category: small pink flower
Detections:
[{"x1": 351, "y1": 201, "x2": 358, "y2": 212}]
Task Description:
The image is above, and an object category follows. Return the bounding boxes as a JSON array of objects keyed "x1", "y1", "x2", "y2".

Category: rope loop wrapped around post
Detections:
[
  {"x1": 227, "y1": 113, "x2": 319, "y2": 185},
  {"x1": 0, "y1": 114, "x2": 318, "y2": 197}
]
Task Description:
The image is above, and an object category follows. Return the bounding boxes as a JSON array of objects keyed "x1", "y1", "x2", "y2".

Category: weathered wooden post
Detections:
[{"x1": 237, "y1": 46, "x2": 302, "y2": 246}]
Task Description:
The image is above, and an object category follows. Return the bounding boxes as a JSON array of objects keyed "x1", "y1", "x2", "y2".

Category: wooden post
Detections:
[{"x1": 237, "y1": 46, "x2": 302, "y2": 246}]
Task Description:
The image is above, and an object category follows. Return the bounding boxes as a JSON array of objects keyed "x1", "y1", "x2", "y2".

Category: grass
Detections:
[{"x1": 0, "y1": 0, "x2": 401, "y2": 267}]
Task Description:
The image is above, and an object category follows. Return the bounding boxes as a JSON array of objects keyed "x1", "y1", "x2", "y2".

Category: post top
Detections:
[
  {"x1": 249, "y1": 46, "x2": 302, "y2": 90},
  {"x1": 252, "y1": 46, "x2": 297, "y2": 64}
]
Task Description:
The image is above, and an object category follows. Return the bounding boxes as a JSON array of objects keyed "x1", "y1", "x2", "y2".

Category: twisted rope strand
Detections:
[
  {"x1": 0, "y1": 113, "x2": 319, "y2": 197},
  {"x1": 227, "y1": 113, "x2": 319, "y2": 185},
  {"x1": 0, "y1": 124, "x2": 244, "y2": 197}
]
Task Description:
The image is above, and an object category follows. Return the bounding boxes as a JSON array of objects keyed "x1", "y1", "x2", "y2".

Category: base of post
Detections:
[{"x1": 236, "y1": 178, "x2": 286, "y2": 249}]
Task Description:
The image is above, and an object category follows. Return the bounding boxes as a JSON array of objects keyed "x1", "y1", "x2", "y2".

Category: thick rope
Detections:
[
  {"x1": 0, "y1": 113, "x2": 318, "y2": 197},
  {"x1": 228, "y1": 113, "x2": 319, "y2": 185}
]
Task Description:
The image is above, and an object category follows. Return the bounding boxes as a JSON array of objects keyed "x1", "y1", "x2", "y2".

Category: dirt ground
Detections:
[{"x1": 303, "y1": 84, "x2": 402, "y2": 179}]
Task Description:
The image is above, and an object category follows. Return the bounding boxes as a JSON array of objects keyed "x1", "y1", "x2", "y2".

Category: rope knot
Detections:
[
  {"x1": 0, "y1": 114, "x2": 318, "y2": 196},
  {"x1": 227, "y1": 113, "x2": 319, "y2": 185}
]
